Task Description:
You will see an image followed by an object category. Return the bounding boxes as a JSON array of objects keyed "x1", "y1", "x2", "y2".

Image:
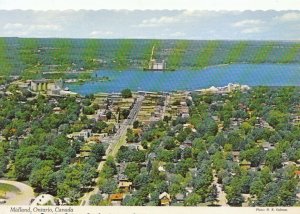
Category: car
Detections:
[{"x1": 0, "y1": 199, "x2": 7, "y2": 204}]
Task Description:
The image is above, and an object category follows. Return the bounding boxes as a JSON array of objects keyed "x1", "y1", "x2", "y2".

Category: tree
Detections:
[
  {"x1": 93, "y1": 121, "x2": 108, "y2": 133},
  {"x1": 98, "y1": 177, "x2": 117, "y2": 194},
  {"x1": 83, "y1": 106, "x2": 95, "y2": 115},
  {"x1": 45, "y1": 146, "x2": 64, "y2": 165},
  {"x1": 206, "y1": 184, "x2": 219, "y2": 205},
  {"x1": 125, "y1": 163, "x2": 140, "y2": 181},
  {"x1": 14, "y1": 157, "x2": 39, "y2": 180},
  {"x1": 106, "y1": 111, "x2": 112, "y2": 120},
  {"x1": 102, "y1": 156, "x2": 117, "y2": 178},
  {"x1": 226, "y1": 183, "x2": 244, "y2": 206},
  {"x1": 29, "y1": 160, "x2": 55, "y2": 192},
  {"x1": 126, "y1": 128, "x2": 138, "y2": 143},
  {"x1": 184, "y1": 193, "x2": 201, "y2": 206},
  {"x1": 265, "y1": 149, "x2": 283, "y2": 170},
  {"x1": 0, "y1": 147, "x2": 8, "y2": 177},
  {"x1": 89, "y1": 194, "x2": 103, "y2": 206},
  {"x1": 121, "y1": 109, "x2": 130, "y2": 119},
  {"x1": 121, "y1": 89, "x2": 132, "y2": 98},
  {"x1": 122, "y1": 195, "x2": 142, "y2": 206},
  {"x1": 57, "y1": 166, "x2": 83, "y2": 201},
  {"x1": 133, "y1": 120, "x2": 139, "y2": 129},
  {"x1": 226, "y1": 188, "x2": 244, "y2": 206},
  {"x1": 90, "y1": 144, "x2": 105, "y2": 161},
  {"x1": 250, "y1": 179, "x2": 265, "y2": 198},
  {"x1": 162, "y1": 137, "x2": 177, "y2": 150}
]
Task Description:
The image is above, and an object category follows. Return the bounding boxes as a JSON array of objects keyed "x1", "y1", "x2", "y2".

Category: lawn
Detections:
[{"x1": 0, "y1": 183, "x2": 21, "y2": 198}]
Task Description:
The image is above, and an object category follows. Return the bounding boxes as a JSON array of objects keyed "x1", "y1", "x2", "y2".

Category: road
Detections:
[
  {"x1": 212, "y1": 170, "x2": 228, "y2": 206},
  {"x1": 0, "y1": 180, "x2": 34, "y2": 205},
  {"x1": 161, "y1": 94, "x2": 170, "y2": 120},
  {"x1": 80, "y1": 95, "x2": 144, "y2": 206}
]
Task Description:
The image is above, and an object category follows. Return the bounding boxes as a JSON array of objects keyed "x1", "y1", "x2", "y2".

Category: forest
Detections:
[{"x1": 0, "y1": 38, "x2": 299, "y2": 77}]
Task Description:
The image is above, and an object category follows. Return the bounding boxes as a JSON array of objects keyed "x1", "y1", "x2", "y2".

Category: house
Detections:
[
  {"x1": 174, "y1": 193, "x2": 185, "y2": 203},
  {"x1": 109, "y1": 193, "x2": 124, "y2": 206},
  {"x1": 30, "y1": 79, "x2": 54, "y2": 92},
  {"x1": 148, "y1": 152, "x2": 157, "y2": 160},
  {"x1": 240, "y1": 160, "x2": 251, "y2": 170},
  {"x1": 188, "y1": 168, "x2": 198, "y2": 176},
  {"x1": 53, "y1": 107, "x2": 62, "y2": 114},
  {"x1": 148, "y1": 59, "x2": 167, "y2": 70},
  {"x1": 132, "y1": 128, "x2": 143, "y2": 136},
  {"x1": 261, "y1": 141, "x2": 275, "y2": 151},
  {"x1": 158, "y1": 166, "x2": 166, "y2": 172},
  {"x1": 282, "y1": 161, "x2": 296, "y2": 167},
  {"x1": 232, "y1": 151, "x2": 240, "y2": 162},
  {"x1": 67, "y1": 129, "x2": 92, "y2": 141},
  {"x1": 118, "y1": 181, "x2": 132, "y2": 193},
  {"x1": 179, "y1": 144, "x2": 189, "y2": 151},
  {"x1": 159, "y1": 192, "x2": 171, "y2": 206},
  {"x1": 87, "y1": 135, "x2": 101, "y2": 143},
  {"x1": 185, "y1": 187, "x2": 194, "y2": 195},
  {"x1": 183, "y1": 139, "x2": 193, "y2": 147}
]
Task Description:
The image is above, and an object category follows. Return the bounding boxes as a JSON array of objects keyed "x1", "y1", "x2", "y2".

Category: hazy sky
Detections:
[
  {"x1": 0, "y1": 0, "x2": 299, "y2": 10},
  {"x1": 0, "y1": 10, "x2": 299, "y2": 40}
]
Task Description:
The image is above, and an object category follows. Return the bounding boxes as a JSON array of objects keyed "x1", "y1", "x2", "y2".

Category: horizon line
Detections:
[{"x1": 1, "y1": 36, "x2": 299, "y2": 42}]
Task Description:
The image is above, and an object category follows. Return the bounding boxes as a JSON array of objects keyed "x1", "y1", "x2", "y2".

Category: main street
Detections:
[{"x1": 80, "y1": 95, "x2": 144, "y2": 205}]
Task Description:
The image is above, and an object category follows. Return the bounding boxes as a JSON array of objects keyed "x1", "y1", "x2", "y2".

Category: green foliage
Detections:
[
  {"x1": 90, "y1": 143, "x2": 106, "y2": 161},
  {"x1": 101, "y1": 156, "x2": 117, "y2": 178},
  {"x1": 115, "y1": 40, "x2": 134, "y2": 70},
  {"x1": 0, "y1": 39, "x2": 299, "y2": 77},
  {"x1": 83, "y1": 106, "x2": 95, "y2": 115},
  {"x1": 98, "y1": 177, "x2": 117, "y2": 194},
  {"x1": 121, "y1": 88, "x2": 132, "y2": 98},
  {"x1": 29, "y1": 160, "x2": 55, "y2": 192},
  {"x1": 206, "y1": 184, "x2": 219, "y2": 205},
  {"x1": 224, "y1": 41, "x2": 248, "y2": 64},
  {"x1": 51, "y1": 39, "x2": 73, "y2": 71},
  {"x1": 0, "y1": 38, "x2": 12, "y2": 75},
  {"x1": 253, "y1": 42, "x2": 276, "y2": 63},
  {"x1": 194, "y1": 41, "x2": 220, "y2": 69},
  {"x1": 279, "y1": 44, "x2": 300, "y2": 63},
  {"x1": 83, "y1": 39, "x2": 102, "y2": 70},
  {"x1": 116, "y1": 146, "x2": 146, "y2": 163},
  {"x1": 167, "y1": 40, "x2": 190, "y2": 70},
  {"x1": 184, "y1": 193, "x2": 201, "y2": 206},
  {"x1": 133, "y1": 120, "x2": 139, "y2": 129},
  {"x1": 125, "y1": 162, "x2": 140, "y2": 181},
  {"x1": 89, "y1": 194, "x2": 103, "y2": 206}
]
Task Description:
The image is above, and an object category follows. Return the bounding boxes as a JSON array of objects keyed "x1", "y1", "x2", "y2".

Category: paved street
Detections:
[
  {"x1": 212, "y1": 170, "x2": 228, "y2": 206},
  {"x1": 80, "y1": 95, "x2": 144, "y2": 206}
]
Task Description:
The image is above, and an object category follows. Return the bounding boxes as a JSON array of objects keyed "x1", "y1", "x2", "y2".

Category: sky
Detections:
[
  {"x1": 0, "y1": 0, "x2": 299, "y2": 10},
  {"x1": 0, "y1": 1, "x2": 299, "y2": 40}
]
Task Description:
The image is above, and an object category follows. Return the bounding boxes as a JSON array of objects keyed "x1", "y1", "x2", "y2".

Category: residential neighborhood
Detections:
[{"x1": 1, "y1": 72, "x2": 300, "y2": 208}]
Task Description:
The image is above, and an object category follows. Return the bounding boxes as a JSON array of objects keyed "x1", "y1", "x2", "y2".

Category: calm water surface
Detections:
[{"x1": 67, "y1": 64, "x2": 300, "y2": 95}]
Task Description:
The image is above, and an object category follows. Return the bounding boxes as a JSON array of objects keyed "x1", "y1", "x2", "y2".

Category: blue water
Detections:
[{"x1": 67, "y1": 64, "x2": 300, "y2": 95}]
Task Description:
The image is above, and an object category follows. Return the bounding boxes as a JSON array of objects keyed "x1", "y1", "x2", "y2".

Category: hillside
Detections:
[{"x1": 0, "y1": 38, "x2": 299, "y2": 78}]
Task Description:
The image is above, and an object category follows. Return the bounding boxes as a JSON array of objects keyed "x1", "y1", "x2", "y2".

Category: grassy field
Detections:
[
  {"x1": 0, "y1": 183, "x2": 21, "y2": 196},
  {"x1": 0, "y1": 38, "x2": 299, "y2": 77}
]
